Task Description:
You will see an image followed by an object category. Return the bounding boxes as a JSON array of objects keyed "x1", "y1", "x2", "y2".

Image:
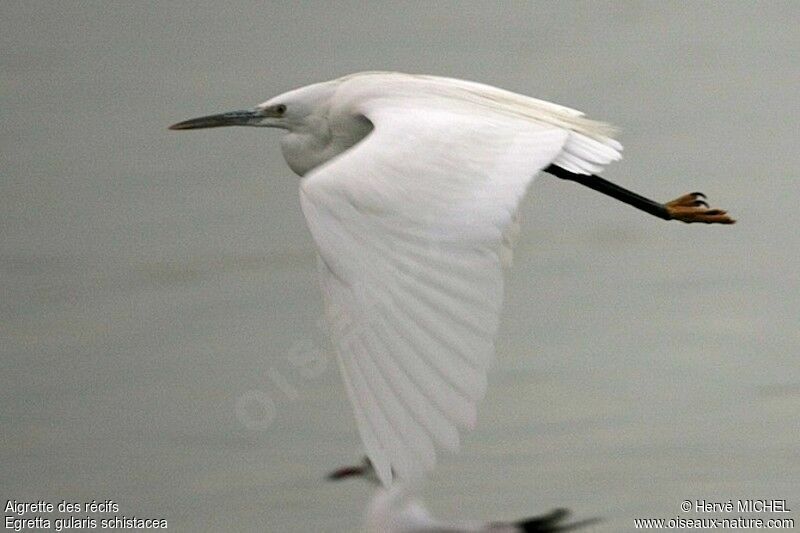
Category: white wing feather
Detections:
[{"x1": 300, "y1": 84, "x2": 620, "y2": 485}]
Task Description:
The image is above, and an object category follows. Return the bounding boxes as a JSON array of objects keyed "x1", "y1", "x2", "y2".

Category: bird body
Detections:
[
  {"x1": 364, "y1": 486, "x2": 586, "y2": 532},
  {"x1": 365, "y1": 484, "x2": 512, "y2": 533},
  {"x1": 328, "y1": 458, "x2": 596, "y2": 533},
  {"x1": 259, "y1": 72, "x2": 620, "y2": 177},
  {"x1": 169, "y1": 71, "x2": 734, "y2": 488},
  {"x1": 288, "y1": 73, "x2": 622, "y2": 485},
  {"x1": 363, "y1": 487, "x2": 438, "y2": 533}
]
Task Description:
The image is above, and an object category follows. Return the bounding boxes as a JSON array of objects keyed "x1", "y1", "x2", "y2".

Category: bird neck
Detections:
[
  {"x1": 280, "y1": 114, "x2": 373, "y2": 176},
  {"x1": 280, "y1": 130, "x2": 331, "y2": 176}
]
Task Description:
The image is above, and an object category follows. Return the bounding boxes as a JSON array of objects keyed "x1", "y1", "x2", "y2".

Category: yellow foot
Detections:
[{"x1": 665, "y1": 192, "x2": 736, "y2": 224}]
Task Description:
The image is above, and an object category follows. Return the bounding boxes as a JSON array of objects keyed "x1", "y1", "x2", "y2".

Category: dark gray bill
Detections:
[
  {"x1": 326, "y1": 465, "x2": 365, "y2": 480},
  {"x1": 168, "y1": 110, "x2": 261, "y2": 130}
]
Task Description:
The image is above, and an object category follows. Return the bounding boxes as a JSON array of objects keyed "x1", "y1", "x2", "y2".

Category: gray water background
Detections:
[{"x1": 2, "y1": 2, "x2": 799, "y2": 531}]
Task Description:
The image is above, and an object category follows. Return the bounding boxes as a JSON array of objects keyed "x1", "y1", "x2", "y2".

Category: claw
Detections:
[{"x1": 665, "y1": 192, "x2": 735, "y2": 224}]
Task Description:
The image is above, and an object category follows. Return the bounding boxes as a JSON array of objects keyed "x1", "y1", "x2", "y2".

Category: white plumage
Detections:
[
  {"x1": 363, "y1": 484, "x2": 586, "y2": 533},
  {"x1": 171, "y1": 71, "x2": 624, "y2": 486},
  {"x1": 327, "y1": 457, "x2": 596, "y2": 532},
  {"x1": 293, "y1": 73, "x2": 621, "y2": 484},
  {"x1": 364, "y1": 484, "x2": 522, "y2": 533}
]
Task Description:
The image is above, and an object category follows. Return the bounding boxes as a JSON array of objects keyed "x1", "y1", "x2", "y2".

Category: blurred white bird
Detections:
[
  {"x1": 327, "y1": 457, "x2": 599, "y2": 533},
  {"x1": 170, "y1": 71, "x2": 734, "y2": 485}
]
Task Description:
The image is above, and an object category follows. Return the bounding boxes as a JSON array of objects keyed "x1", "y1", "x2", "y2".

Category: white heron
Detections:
[
  {"x1": 327, "y1": 457, "x2": 599, "y2": 532},
  {"x1": 170, "y1": 71, "x2": 734, "y2": 486}
]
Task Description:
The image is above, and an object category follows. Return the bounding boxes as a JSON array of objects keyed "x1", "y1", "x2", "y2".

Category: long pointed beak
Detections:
[
  {"x1": 168, "y1": 110, "x2": 262, "y2": 130},
  {"x1": 326, "y1": 465, "x2": 365, "y2": 481}
]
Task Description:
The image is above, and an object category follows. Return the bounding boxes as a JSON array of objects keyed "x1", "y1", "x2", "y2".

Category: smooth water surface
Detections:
[{"x1": 2, "y1": 2, "x2": 798, "y2": 531}]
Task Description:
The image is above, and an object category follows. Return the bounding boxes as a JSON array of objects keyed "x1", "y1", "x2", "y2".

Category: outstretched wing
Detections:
[{"x1": 300, "y1": 94, "x2": 616, "y2": 485}]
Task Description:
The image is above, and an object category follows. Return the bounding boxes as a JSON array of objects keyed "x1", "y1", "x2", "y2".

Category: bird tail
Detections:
[
  {"x1": 515, "y1": 508, "x2": 601, "y2": 532},
  {"x1": 550, "y1": 131, "x2": 623, "y2": 176}
]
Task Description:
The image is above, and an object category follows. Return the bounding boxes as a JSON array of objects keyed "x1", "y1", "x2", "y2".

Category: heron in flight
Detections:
[
  {"x1": 327, "y1": 457, "x2": 599, "y2": 532},
  {"x1": 170, "y1": 71, "x2": 734, "y2": 486}
]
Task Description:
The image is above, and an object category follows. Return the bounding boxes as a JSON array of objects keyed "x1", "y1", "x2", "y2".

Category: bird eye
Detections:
[{"x1": 274, "y1": 104, "x2": 287, "y2": 115}]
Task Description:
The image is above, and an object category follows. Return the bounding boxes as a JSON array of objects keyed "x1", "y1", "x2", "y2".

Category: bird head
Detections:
[{"x1": 168, "y1": 80, "x2": 338, "y2": 132}]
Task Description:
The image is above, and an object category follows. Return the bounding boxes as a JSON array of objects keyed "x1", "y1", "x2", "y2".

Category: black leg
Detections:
[
  {"x1": 544, "y1": 164, "x2": 671, "y2": 220},
  {"x1": 543, "y1": 164, "x2": 734, "y2": 224}
]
